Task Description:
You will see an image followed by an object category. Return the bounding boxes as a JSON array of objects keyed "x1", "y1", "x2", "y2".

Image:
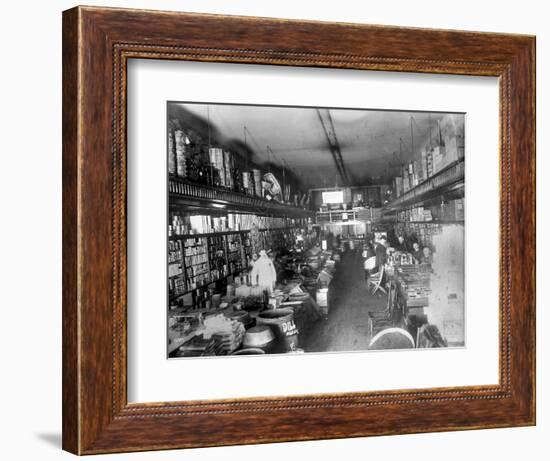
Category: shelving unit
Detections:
[
  {"x1": 315, "y1": 209, "x2": 358, "y2": 224},
  {"x1": 399, "y1": 220, "x2": 464, "y2": 225},
  {"x1": 169, "y1": 175, "x2": 312, "y2": 219},
  {"x1": 168, "y1": 225, "x2": 301, "y2": 304},
  {"x1": 384, "y1": 159, "x2": 464, "y2": 211},
  {"x1": 258, "y1": 227, "x2": 299, "y2": 252},
  {"x1": 383, "y1": 159, "x2": 465, "y2": 249},
  {"x1": 182, "y1": 236, "x2": 209, "y2": 293}
]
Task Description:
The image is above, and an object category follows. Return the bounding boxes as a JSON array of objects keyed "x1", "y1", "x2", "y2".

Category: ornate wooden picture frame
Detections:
[{"x1": 62, "y1": 6, "x2": 535, "y2": 455}]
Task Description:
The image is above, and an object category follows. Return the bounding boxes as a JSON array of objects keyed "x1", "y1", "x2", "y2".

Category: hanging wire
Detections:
[
  {"x1": 243, "y1": 125, "x2": 249, "y2": 172},
  {"x1": 207, "y1": 106, "x2": 213, "y2": 184},
  {"x1": 410, "y1": 116, "x2": 414, "y2": 158},
  {"x1": 428, "y1": 113, "x2": 433, "y2": 149},
  {"x1": 399, "y1": 137, "x2": 408, "y2": 160}
]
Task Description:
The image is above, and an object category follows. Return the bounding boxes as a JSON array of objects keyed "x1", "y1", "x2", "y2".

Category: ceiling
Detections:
[{"x1": 168, "y1": 102, "x2": 464, "y2": 190}]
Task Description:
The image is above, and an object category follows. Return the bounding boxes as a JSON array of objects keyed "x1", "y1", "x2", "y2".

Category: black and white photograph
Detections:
[{"x1": 167, "y1": 102, "x2": 465, "y2": 358}]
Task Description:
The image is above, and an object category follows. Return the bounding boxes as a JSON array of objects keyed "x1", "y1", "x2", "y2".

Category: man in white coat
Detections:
[{"x1": 250, "y1": 249, "x2": 277, "y2": 294}]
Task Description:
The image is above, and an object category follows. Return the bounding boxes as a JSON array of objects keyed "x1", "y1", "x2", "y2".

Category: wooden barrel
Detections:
[{"x1": 257, "y1": 308, "x2": 299, "y2": 352}]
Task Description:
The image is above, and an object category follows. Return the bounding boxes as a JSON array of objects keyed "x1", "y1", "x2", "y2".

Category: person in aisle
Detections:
[
  {"x1": 412, "y1": 242, "x2": 423, "y2": 263},
  {"x1": 387, "y1": 228, "x2": 399, "y2": 248},
  {"x1": 250, "y1": 249, "x2": 277, "y2": 294},
  {"x1": 421, "y1": 246, "x2": 433, "y2": 264},
  {"x1": 361, "y1": 237, "x2": 376, "y2": 279},
  {"x1": 375, "y1": 237, "x2": 388, "y2": 271},
  {"x1": 326, "y1": 231, "x2": 334, "y2": 250},
  {"x1": 363, "y1": 237, "x2": 376, "y2": 259},
  {"x1": 342, "y1": 241, "x2": 350, "y2": 253},
  {"x1": 395, "y1": 235, "x2": 409, "y2": 252}
]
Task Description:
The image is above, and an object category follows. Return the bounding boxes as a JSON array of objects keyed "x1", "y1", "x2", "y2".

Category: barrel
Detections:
[
  {"x1": 257, "y1": 308, "x2": 299, "y2": 352},
  {"x1": 232, "y1": 348, "x2": 265, "y2": 356}
]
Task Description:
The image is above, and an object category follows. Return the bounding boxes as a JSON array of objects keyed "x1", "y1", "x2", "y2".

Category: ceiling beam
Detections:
[
  {"x1": 316, "y1": 109, "x2": 351, "y2": 186},
  {"x1": 326, "y1": 110, "x2": 352, "y2": 184}
]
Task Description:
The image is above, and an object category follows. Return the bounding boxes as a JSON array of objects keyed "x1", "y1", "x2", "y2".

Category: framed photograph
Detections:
[{"x1": 62, "y1": 6, "x2": 535, "y2": 455}]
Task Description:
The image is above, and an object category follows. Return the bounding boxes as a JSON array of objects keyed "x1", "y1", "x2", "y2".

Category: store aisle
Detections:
[{"x1": 301, "y1": 250, "x2": 387, "y2": 352}]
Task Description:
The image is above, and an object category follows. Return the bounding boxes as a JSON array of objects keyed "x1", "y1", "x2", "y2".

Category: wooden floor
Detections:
[{"x1": 301, "y1": 250, "x2": 388, "y2": 353}]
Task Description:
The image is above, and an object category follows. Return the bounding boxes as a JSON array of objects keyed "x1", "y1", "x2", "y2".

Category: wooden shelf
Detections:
[
  {"x1": 170, "y1": 267, "x2": 244, "y2": 299},
  {"x1": 168, "y1": 227, "x2": 297, "y2": 301},
  {"x1": 315, "y1": 209, "x2": 358, "y2": 223},
  {"x1": 170, "y1": 230, "x2": 244, "y2": 240},
  {"x1": 169, "y1": 176, "x2": 312, "y2": 218},
  {"x1": 396, "y1": 220, "x2": 464, "y2": 225},
  {"x1": 169, "y1": 227, "x2": 296, "y2": 240},
  {"x1": 385, "y1": 159, "x2": 465, "y2": 211}
]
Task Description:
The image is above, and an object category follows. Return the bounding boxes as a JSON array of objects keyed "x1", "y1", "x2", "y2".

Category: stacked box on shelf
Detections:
[
  {"x1": 456, "y1": 199, "x2": 464, "y2": 220},
  {"x1": 444, "y1": 135, "x2": 459, "y2": 164},
  {"x1": 408, "y1": 163, "x2": 415, "y2": 188},
  {"x1": 396, "y1": 265, "x2": 432, "y2": 305},
  {"x1": 168, "y1": 240, "x2": 183, "y2": 266},
  {"x1": 171, "y1": 213, "x2": 302, "y2": 236},
  {"x1": 356, "y1": 209, "x2": 369, "y2": 221},
  {"x1": 420, "y1": 149, "x2": 429, "y2": 182},
  {"x1": 170, "y1": 278, "x2": 186, "y2": 299},
  {"x1": 442, "y1": 201, "x2": 454, "y2": 221},
  {"x1": 394, "y1": 176, "x2": 403, "y2": 197},
  {"x1": 403, "y1": 174, "x2": 410, "y2": 193},
  {"x1": 183, "y1": 237, "x2": 209, "y2": 291},
  {"x1": 240, "y1": 231, "x2": 252, "y2": 268},
  {"x1": 252, "y1": 169, "x2": 262, "y2": 197},
  {"x1": 168, "y1": 130, "x2": 176, "y2": 175},
  {"x1": 168, "y1": 239, "x2": 185, "y2": 298},
  {"x1": 370, "y1": 208, "x2": 382, "y2": 222},
  {"x1": 207, "y1": 234, "x2": 227, "y2": 282},
  {"x1": 168, "y1": 114, "x2": 309, "y2": 204},
  {"x1": 413, "y1": 160, "x2": 421, "y2": 185},
  {"x1": 394, "y1": 222, "x2": 443, "y2": 249},
  {"x1": 208, "y1": 147, "x2": 225, "y2": 188},
  {"x1": 457, "y1": 134, "x2": 465, "y2": 160},
  {"x1": 223, "y1": 150, "x2": 234, "y2": 190},
  {"x1": 423, "y1": 209, "x2": 433, "y2": 221},
  {"x1": 426, "y1": 150, "x2": 434, "y2": 177},
  {"x1": 442, "y1": 198, "x2": 464, "y2": 221},
  {"x1": 174, "y1": 130, "x2": 188, "y2": 179},
  {"x1": 432, "y1": 145, "x2": 445, "y2": 174},
  {"x1": 226, "y1": 232, "x2": 244, "y2": 274}
]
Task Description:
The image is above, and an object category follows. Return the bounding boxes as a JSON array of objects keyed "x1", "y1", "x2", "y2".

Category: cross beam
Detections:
[{"x1": 316, "y1": 108, "x2": 351, "y2": 186}]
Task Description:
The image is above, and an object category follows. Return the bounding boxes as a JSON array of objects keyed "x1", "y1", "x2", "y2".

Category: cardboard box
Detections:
[
  {"x1": 432, "y1": 145, "x2": 445, "y2": 173},
  {"x1": 426, "y1": 150, "x2": 434, "y2": 177},
  {"x1": 444, "y1": 135, "x2": 459, "y2": 163},
  {"x1": 420, "y1": 150, "x2": 428, "y2": 181},
  {"x1": 394, "y1": 176, "x2": 403, "y2": 197},
  {"x1": 316, "y1": 287, "x2": 329, "y2": 317},
  {"x1": 454, "y1": 198, "x2": 464, "y2": 220}
]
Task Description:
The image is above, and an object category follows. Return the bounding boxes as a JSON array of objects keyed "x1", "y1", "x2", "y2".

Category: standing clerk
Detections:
[
  {"x1": 395, "y1": 235, "x2": 409, "y2": 252},
  {"x1": 375, "y1": 237, "x2": 388, "y2": 271}
]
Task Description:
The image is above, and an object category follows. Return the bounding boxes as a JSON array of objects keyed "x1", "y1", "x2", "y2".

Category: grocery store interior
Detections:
[{"x1": 167, "y1": 103, "x2": 465, "y2": 358}]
